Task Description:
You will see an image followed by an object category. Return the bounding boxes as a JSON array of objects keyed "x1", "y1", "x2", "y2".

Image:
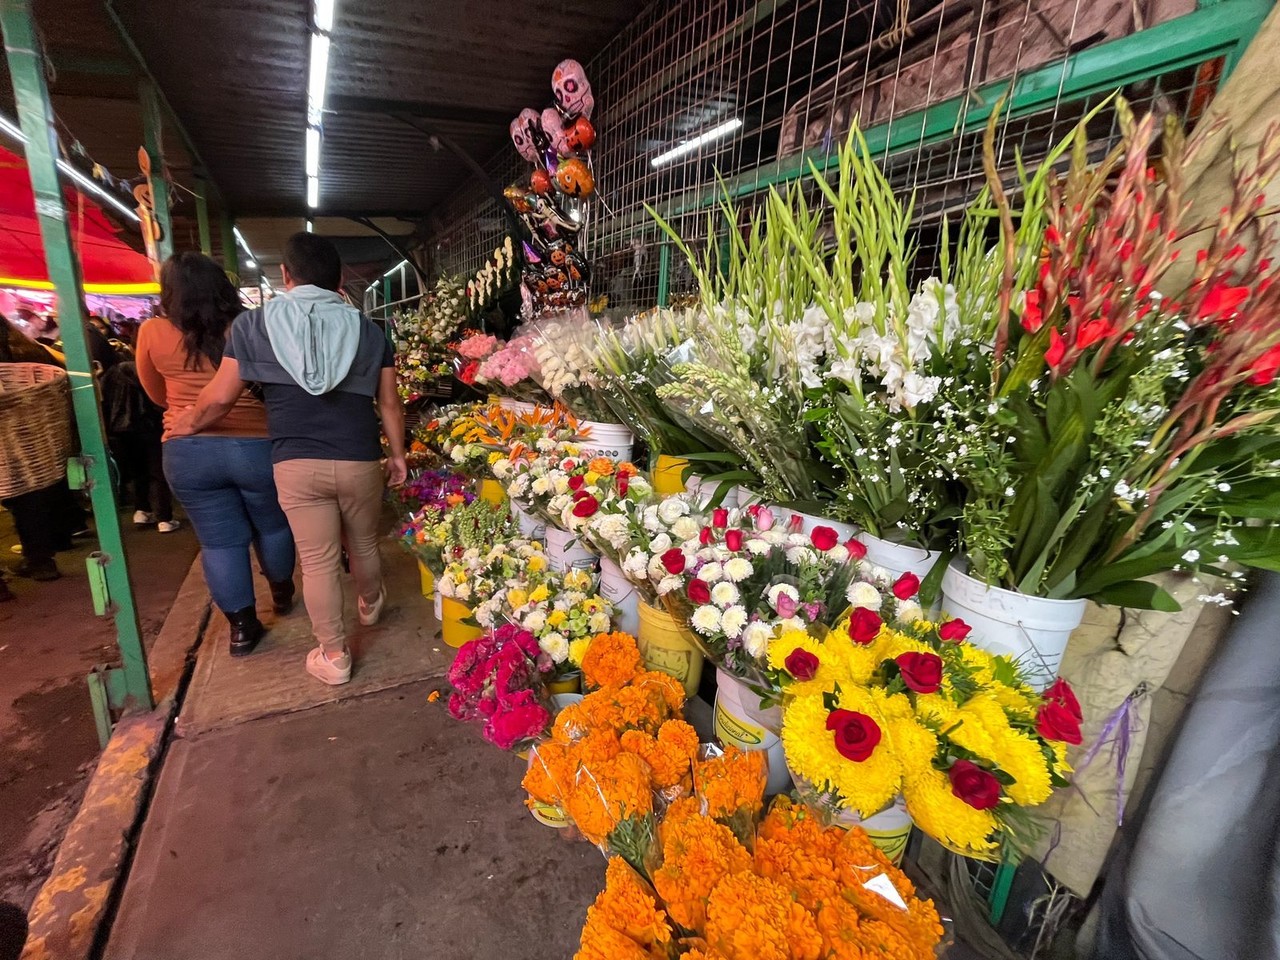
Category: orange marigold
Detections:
[
  {"x1": 566, "y1": 751, "x2": 653, "y2": 845},
  {"x1": 522, "y1": 740, "x2": 576, "y2": 806},
  {"x1": 580, "y1": 858, "x2": 672, "y2": 951},
  {"x1": 582, "y1": 632, "x2": 644, "y2": 688},
  {"x1": 651, "y1": 812, "x2": 752, "y2": 931},
  {"x1": 588, "y1": 456, "x2": 616, "y2": 477},
  {"x1": 704, "y1": 872, "x2": 823, "y2": 960},
  {"x1": 695, "y1": 746, "x2": 767, "y2": 821},
  {"x1": 620, "y1": 719, "x2": 698, "y2": 790},
  {"x1": 572, "y1": 919, "x2": 652, "y2": 960},
  {"x1": 633, "y1": 670, "x2": 686, "y2": 713},
  {"x1": 833, "y1": 828, "x2": 943, "y2": 956}
]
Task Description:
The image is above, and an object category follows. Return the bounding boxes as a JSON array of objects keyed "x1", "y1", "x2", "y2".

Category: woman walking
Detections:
[{"x1": 136, "y1": 253, "x2": 296, "y2": 656}]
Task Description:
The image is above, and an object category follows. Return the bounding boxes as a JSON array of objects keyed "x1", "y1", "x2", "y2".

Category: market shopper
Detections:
[
  {"x1": 169, "y1": 233, "x2": 406, "y2": 685},
  {"x1": 136, "y1": 253, "x2": 297, "y2": 656}
]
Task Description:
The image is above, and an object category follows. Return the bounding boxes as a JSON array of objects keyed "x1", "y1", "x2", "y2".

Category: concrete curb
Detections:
[{"x1": 18, "y1": 560, "x2": 209, "y2": 960}]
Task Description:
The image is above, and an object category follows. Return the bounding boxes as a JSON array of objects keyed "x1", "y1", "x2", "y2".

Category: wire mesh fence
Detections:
[{"x1": 421, "y1": 0, "x2": 1238, "y2": 318}]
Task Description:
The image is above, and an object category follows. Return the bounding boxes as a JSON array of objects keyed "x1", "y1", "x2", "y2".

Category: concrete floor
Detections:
[{"x1": 0, "y1": 506, "x2": 198, "y2": 909}]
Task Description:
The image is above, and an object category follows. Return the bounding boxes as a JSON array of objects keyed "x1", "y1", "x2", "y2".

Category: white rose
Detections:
[
  {"x1": 698, "y1": 562, "x2": 724, "y2": 583},
  {"x1": 642, "y1": 506, "x2": 661, "y2": 533},
  {"x1": 846, "y1": 581, "x2": 882, "y2": 608},
  {"x1": 690, "y1": 605, "x2": 722, "y2": 635},
  {"x1": 672, "y1": 516, "x2": 701, "y2": 542},
  {"x1": 711, "y1": 582, "x2": 740, "y2": 608},
  {"x1": 455, "y1": 582, "x2": 472, "y2": 601},
  {"x1": 648, "y1": 555, "x2": 668, "y2": 582},
  {"x1": 657, "y1": 498, "x2": 689, "y2": 525},
  {"x1": 552, "y1": 475, "x2": 571, "y2": 495},
  {"x1": 723, "y1": 557, "x2": 754, "y2": 582},
  {"x1": 896, "y1": 600, "x2": 924, "y2": 623},
  {"x1": 438, "y1": 577, "x2": 456, "y2": 598},
  {"x1": 720, "y1": 605, "x2": 748, "y2": 638},
  {"x1": 650, "y1": 533, "x2": 673, "y2": 554},
  {"x1": 628, "y1": 477, "x2": 653, "y2": 498},
  {"x1": 540, "y1": 632, "x2": 569, "y2": 663},
  {"x1": 741, "y1": 621, "x2": 773, "y2": 658}
]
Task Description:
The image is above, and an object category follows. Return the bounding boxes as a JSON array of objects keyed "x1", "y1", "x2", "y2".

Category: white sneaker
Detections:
[
  {"x1": 306, "y1": 646, "x2": 352, "y2": 685},
  {"x1": 157, "y1": 520, "x2": 182, "y2": 533},
  {"x1": 133, "y1": 511, "x2": 157, "y2": 526},
  {"x1": 358, "y1": 584, "x2": 387, "y2": 627}
]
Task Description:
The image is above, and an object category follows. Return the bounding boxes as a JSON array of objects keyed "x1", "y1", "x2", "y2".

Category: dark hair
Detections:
[
  {"x1": 159, "y1": 252, "x2": 244, "y2": 370},
  {"x1": 283, "y1": 231, "x2": 343, "y2": 291}
]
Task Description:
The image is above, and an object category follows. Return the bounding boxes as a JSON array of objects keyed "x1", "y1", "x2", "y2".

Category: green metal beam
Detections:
[
  {"x1": 220, "y1": 212, "x2": 239, "y2": 277},
  {"x1": 139, "y1": 79, "x2": 173, "y2": 262},
  {"x1": 195, "y1": 178, "x2": 212, "y2": 255},
  {"x1": 1, "y1": 0, "x2": 153, "y2": 712},
  {"x1": 659, "y1": 0, "x2": 1271, "y2": 219},
  {"x1": 656, "y1": 243, "x2": 671, "y2": 307}
]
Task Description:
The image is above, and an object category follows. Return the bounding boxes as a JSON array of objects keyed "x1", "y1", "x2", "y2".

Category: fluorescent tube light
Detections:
[
  {"x1": 306, "y1": 126, "x2": 321, "y2": 177},
  {"x1": 314, "y1": 0, "x2": 336, "y2": 32},
  {"x1": 650, "y1": 118, "x2": 743, "y2": 168},
  {"x1": 380, "y1": 258, "x2": 407, "y2": 280},
  {"x1": 307, "y1": 32, "x2": 331, "y2": 127},
  {"x1": 307, "y1": 175, "x2": 320, "y2": 208},
  {"x1": 246, "y1": 259, "x2": 257, "y2": 269},
  {"x1": 0, "y1": 112, "x2": 141, "y2": 223},
  {"x1": 305, "y1": 219, "x2": 314, "y2": 233}
]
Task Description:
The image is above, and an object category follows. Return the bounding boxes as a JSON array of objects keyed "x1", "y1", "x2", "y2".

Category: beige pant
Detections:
[{"x1": 273, "y1": 458, "x2": 384, "y2": 654}]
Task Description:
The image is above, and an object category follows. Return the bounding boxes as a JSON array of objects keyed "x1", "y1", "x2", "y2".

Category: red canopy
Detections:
[{"x1": 0, "y1": 144, "x2": 158, "y2": 294}]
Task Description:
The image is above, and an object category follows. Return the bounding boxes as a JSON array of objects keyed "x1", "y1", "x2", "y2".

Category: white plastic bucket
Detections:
[
  {"x1": 433, "y1": 588, "x2": 443, "y2": 622},
  {"x1": 856, "y1": 530, "x2": 939, "y2": 583},
  {"x1": 685, "y1": 475, "x2": 739, "y2": 509},
  {"x1": 575, "y1": 420, "x2": 634, "y2": 463},
  {"x1": 733, "y1": 486, "x2": 763, "y2": 508},
  {"x1": 791, "y1": 778, "x2": 914, "y2": 865},
  {"x1": 545, "y1": 525, "x2": 597, "y2": 573},
  {"x1": 714, "y1": 669, "x2": 792, "y2": 795},
  {"x1": 514, "y1": 503, "x2": 545, "y2": 541},
  {"x1": 940, "y1": 561, "x2": 1086, "y2": 689},
  {"x1": 598, "y1": 557, "x2": 640, "y2": 638}
]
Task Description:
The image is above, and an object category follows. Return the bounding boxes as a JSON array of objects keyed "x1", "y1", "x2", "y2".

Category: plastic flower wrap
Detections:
[
  {"x1": 475, "y1": 328, "x2": 552, "y2": 405},
  {"x1": 446, "y1": 624, "x2": 553, "y2": 751},
  {"x1": 391, "y1": 467, "x2": 472, "y2": 517},
  {"x1": 772, "y1": 609, "x2": 1079, "y2": 859},
  {"x1": 692, "y1": 744, "x2": 768, "y2": 847},
  {"x1": 531, "y1": 309, "x2": 618, "y2": 422}
]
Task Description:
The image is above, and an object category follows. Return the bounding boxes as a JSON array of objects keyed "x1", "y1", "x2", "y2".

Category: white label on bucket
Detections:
[{"x1": 862, "y1": 873, "x2": 908, "y2": 910}]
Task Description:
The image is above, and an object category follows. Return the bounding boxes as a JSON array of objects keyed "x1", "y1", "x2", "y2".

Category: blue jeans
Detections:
[{"x1": 163, "y1": 437, "x2": 296, "y2": 614}]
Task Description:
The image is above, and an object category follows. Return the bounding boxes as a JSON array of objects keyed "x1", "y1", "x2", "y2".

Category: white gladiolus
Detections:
[{"x1": 690, "y1": 605, "x2": 722, "y2": 635}]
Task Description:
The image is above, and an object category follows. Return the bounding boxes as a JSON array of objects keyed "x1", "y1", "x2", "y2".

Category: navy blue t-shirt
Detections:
[{"x1": 225, "y1": 309, "x2": 393, "y2": 463}]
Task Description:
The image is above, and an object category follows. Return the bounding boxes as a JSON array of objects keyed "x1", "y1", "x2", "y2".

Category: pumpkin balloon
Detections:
[
  {"x1": 555, "y1": 157, "x2": 595, "y2": 198},
  {"x1": 530, "y1": 168, "x2": 553, "y2": 195},
  {"x1": 563, "y1": 116, "x2": 596, "y2": 153},
  {"x1": 552, "y1": 59, "x2": 594, "y2": 119},
  {"x1": 509, "y1": 108, "x2": 542, "y2": 163}
]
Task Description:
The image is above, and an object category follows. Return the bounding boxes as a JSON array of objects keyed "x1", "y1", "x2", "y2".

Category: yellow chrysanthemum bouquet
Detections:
[{"x1": 769, "y1": 612, "x2": 1082, "y2": 859}]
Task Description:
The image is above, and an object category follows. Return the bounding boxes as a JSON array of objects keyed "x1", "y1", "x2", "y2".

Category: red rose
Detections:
[
  {"x1": 895, "y1": 652, "x2": 943, "y2": 694},
  {"x1": 948, "y1": 760, "x2": 1002, "y2": 810},
  {"x1": 892, "y1": 572, "x2": 920, "y2": 600},
  {"x1": 848, "y1": 607, "x2": 883, "y2": 644},
  {"x1": 687, "y1": 579, "x2": 711, "y2": 605},
  {"x1": 784, "y1": 648, "x2": 819, "y2": 681},
  {"x1": 810, "y1": 526, "x2": 839, "y2": 551},
  {"x1": 826, "y1": 709, "x2": 881, "y2": 762},
  {"x1": 712, "y1": 508, "x2": 729, "y2": 529},
  {"x1": 845, "y1": 538, "x2": 867, "y2": 560},
  {"x1": 787, "y1": 513, "x2": 804, "y2": 533},
  {"x1": 938, "y1": 618, "x2": 971, "y2": 642},
  {"x1": 660, "y1": 548, "x2": 687, "y2": 575},
  {"x1": 1036, "y1": 700, "x2": 1083, "y2": 745},
  {"x1": 699, "y1": 526, "x2": 713, "y2": 546},
  {"x1": 568, "y1": 475, "x2": 585, "y2": 491},
  {"x1": 572, "y1": 495, "x2": 599, "y2": 518},
  {"x1": 725, "y1": 529, "x2": 744, "y2": 551},
  {"x1": 1044, "y1": 677, "x2": 1082, "y2": 721},
  {"x1": 618, "y1": 475, "x2": 629, "y2": 495}
]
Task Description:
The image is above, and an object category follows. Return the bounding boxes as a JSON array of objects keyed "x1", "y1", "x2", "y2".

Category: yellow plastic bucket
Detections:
[
  {"x1": 418, "y1": 561, "x2": 434, "y2": 599},
  {"x1": 652, "y1": 455, "x2": 688, "y2": 495},
  {"x1": 441, "y1": 596, "x2": 483, "y2": 648},
  {"x1": 479, "y1": 478, "x2": 506, "y2": 504},
  {"x1": 637, "y1": 602, "x2": 704, "y2": 697},
  {"x1": 529, "y1": 800, "x2": 571, "y2": 828},
  {"x1": 547, "y1": 672, "x2": 582, "y2": 695}
]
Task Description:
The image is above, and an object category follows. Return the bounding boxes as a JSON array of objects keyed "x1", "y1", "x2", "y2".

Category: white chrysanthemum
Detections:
[
  {"x1": 530, "y1": 476, "x2": 552, "y2": 496},
  {"x1": 540, "y1": 632, "x2": 569, "y2": 663},
  {"x1": 720, "y1": 605, "x2": 748, "y2": 638},
  {"x1": 827, "y1": 544, "x2": 850, "y2": 564},
  {"x1": 786, "y1": 546, "x2": 817, "y2": 566},
  {"x1": 450, "y1": 446, "x2": 466, "y2": 463},
  {"x1": 698, "y1": 562, "x2": 724, "y2": 583},
  {"x1": 767, "y1": 583, "x2": 799, "y2": 609},
  {"x1": 777, "y1": 616, "x2": 807, "y2": 633},
  {"x1": 491, "y1": 459, "x2": 512, "y2": 479},
  {"x1": 867, "y1": 564, "x2": 892, "y2": 583},
  {"x1": 523, "y1": 610, "x2": 547, "y2": 632},
  {"x1": 588, "y1": 612, "x2": 611, "y2": 633},
  {"x1": 846, "y1": 581, "x2": 882, "y2": 608},
  {"x1": 657, "y1": 498, "x2": 690, "y2": 525},
  {"x1": 622, "y1": 550, "x2": 649, "y2": 580},
  {"x1": 438, "y1": 577, "x2": 457, "y2": 598},
  {"x1": 745, "y1": 538, "x2": 771, "y2": 556},
  {"x1": 454, "y1": 581, "x2": 472, "y2": 601},
  {"x1": 723, "y1": 557, "x2": 754, "y2": 582},
  {"x1": 741, "y1": 621, "x2": 773, "y2": 658},
  {"x1": 711, "y1": 582, "x2": 740, "y2": 608},
  {"x1": 657, "y1": 575, "x2": 683, "y2": 596},
  {"x1": 672, "y1": 516, "x2": 701, "y2": 542},
  {"x1": 896, "y1": 600, "x2": 924, "y2": 623},
  {"x1": 650, "y1": 533, "x2": 673, "y2": 554},
  {"x1": 690, "y1": 605, "x2": 722, "y2": 635}
]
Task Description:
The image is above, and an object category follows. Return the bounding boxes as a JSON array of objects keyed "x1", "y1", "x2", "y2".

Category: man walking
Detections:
[{"x1": 171, "y1": 233, "x2": 406, "y2": 684}]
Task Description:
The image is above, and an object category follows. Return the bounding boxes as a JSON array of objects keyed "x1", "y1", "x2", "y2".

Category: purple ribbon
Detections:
[{"x1": 1075, "y1": 684, "x2": 1149, "y2": 826}]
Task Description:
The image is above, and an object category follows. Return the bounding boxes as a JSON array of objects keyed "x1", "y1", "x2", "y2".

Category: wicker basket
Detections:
[{"x1": 0, "y1": 363, "x2": 72, "y2": 498}]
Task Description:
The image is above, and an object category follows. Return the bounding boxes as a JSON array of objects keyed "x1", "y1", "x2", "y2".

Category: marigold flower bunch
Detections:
[
  {"x1": 773, "y1": 607, "x2": 1078, "y2": 858},
  {"x1": 581, "y1": 630, "x2": 644, "y2": 688},
  {"x1": 573, "y1": 858, "x2": 673, "y2": 960},
  {"x1": 693, "y1": 746, "x2": 767, "y2": 839}
]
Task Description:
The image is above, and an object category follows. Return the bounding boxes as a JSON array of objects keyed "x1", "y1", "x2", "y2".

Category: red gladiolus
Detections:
[
  {"x1": 948, "y1": 760, "x2": 1002, "y2": 810},
  {"x1": 1076, "y1": 318, "x2": 1115, "y2": 349},
  {"x1": 572, "y1": 496, "x2": 599, "y2": 518},
  {"x1": 660, "y1": 548, "x2": 687, "y2": 575},
  {"x1": 845, "y1": 538, "x2": 867, "y2": 560},
  {"x1": 1198, "y1": 281, "x2": 1250, "y2": 321},
  {"x1": 895, "y1": 652, "x2": 943, "y2": 694},
  {"x1": 1045, "y1": 327, "x2": 1066, "y2": 369},
  {"x1": 938, "y1": 618, "x2": 972, "y2": 642},
  {"x1": 810, "y1": 526, "x2": 839, "y2": 551},
  {"x1": 1247, "y1": 344, "x2": 1280, "y2": 386},
  {"x1": 784, "y1": 648, "x2": 820, "y2": 681},
  {"x1": 848, "y1": 607, "x2": 883, "y2": 644},
  {"x1": 826, "y1": 709, "x2": 881, "y2": 762},
  {"x1": 568, "y1": 475, "x2": 585, "y2": 491},
  {"x1": 892, "y1": 572, "x2": 920, "y2": 600},
  {"x1": 1044, "y1": 677, "x2": 1083, "y2": 722},
  {"x1": 725, "y1": 529, "x2": 744, "y2": 551},
  {"x1": 1021, "y1": 289, "x2": 1044, "y2": 333},
  {"x1": 687, "y1": 579, "x2": 711, "y2": 605}
]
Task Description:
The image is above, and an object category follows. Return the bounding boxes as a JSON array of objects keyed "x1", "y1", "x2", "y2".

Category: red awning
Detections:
[{"x1": 0, "y1": 144, "x2": 159, "y2": 294}]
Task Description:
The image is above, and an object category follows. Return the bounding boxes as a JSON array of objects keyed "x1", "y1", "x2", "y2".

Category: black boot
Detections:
[
  {"x1": 227, "y1": 607, "x2": 265, "y2": 657},
  {"x1": 269, "y1": 579, "x2": 296, "y2": 616}
]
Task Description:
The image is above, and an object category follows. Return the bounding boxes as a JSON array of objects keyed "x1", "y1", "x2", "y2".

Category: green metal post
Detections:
[
  {"x1": 139, "y1": 79, "x2": 173, "y2": 261},
  {"x1": 221, "y1": 213, "x2": 239, "y2": 277},
  {"x1": 656, "y1": 243, "x2": 671, "y2": 307},
  {"x1": 1, "y1": 0, "x2": 153, "y2": 712},
  {"x1": 382, "y1": 275, "x2": 391, "y2": 312},
  {"x1": 195, "y1": 178, "x2": 212, "y2": 255}
]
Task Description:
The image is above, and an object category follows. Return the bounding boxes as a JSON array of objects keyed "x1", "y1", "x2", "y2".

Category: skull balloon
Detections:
[
  {"x1": 509, "y1": 108, "x2": 542, "y2": 163},
  {"x1": 541, "y1": 107, "x2": 568, "y2": 157},
  {"x1": 552, "y1": 59, "x2": 594, "y2": 119}
]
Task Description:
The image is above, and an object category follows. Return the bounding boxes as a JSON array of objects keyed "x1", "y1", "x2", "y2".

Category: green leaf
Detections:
[{"x1": 1088, "y1": 580, "x2": 1181, "y2": 611}]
